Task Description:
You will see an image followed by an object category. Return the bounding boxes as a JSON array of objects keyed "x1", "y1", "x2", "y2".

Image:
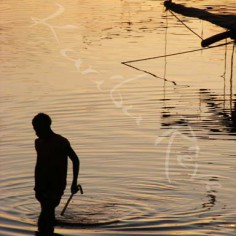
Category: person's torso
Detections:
[{"x1": 35, "y1": 133, "x2": 69, "y2": 193}]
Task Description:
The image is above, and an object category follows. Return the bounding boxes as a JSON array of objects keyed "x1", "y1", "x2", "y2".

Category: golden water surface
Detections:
[{"x1": 0, "y1": 0, "x2": 236, "y2": 235}]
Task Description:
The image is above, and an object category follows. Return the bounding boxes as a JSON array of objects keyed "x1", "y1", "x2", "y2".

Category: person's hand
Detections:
[{"x1": 71, "y1": 182, "x2": 79, "y2": 194}]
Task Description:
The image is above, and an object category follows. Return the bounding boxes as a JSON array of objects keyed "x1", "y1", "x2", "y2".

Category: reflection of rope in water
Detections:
[
  {"x1": 121, "y1": 61, "x2": 177, "y2": 85},
  {"x1": 163, "y1": 10, "x2": 168, "y2": 80},
  {"x1": 221, "y1": 42, "x2": 235, "y2": 114},
  {"x1": 230, "y1": 43, "x2": 235, "y2": 112},
  {"x1": 163, "y1": 10, "x2": 168, "y2": 107},
  {"x1": 222, "y1": 40, "x2": 228, "y2": 110}
]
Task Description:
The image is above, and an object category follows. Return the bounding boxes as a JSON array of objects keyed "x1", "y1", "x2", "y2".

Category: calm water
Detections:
[{"x1": 1, "y1": 0, "x2": 236, "y2": 235}]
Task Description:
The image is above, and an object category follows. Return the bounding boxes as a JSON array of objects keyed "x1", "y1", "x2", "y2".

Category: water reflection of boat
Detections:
[
  {"x1": 161, "y1": 89, "x2": 236, "y2": 134},
  {"x1": 164, "y1": 0, "x2": 236, "y2": 47},
  {"x1": 199, "y1": 89, "x2": 236, "y2": 133}
]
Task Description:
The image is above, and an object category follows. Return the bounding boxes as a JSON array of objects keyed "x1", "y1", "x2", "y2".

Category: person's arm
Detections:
[{"x1": 67, "y1": 146, "x2": 80, "y2": 194}]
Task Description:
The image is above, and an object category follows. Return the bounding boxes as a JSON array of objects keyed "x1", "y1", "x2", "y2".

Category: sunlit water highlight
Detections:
[{"x1": 1, "y1": 0, "x2": 236, "y2": 235}]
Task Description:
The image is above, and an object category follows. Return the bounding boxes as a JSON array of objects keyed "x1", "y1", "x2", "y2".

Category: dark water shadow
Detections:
[
  {"x1": 202, "y1": 176, "x2": 220, "y2": 210},
  {"x1": 160, "y1": 88, "x2": 236, "y2": 137},
  {"x1": 199, "y1": 89, "x2": 236, "y2": 134},
  {"x1": 35, "y1": 232, "x2": 64, "y2": 236},
  {"x1": 56, "y1": 217, "x2": 120, "y2": 228}
]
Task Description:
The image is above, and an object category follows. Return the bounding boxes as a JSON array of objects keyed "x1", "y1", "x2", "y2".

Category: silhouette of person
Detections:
[{"x1": 32, "y1": 113, "x2": 80, "y2": 236}]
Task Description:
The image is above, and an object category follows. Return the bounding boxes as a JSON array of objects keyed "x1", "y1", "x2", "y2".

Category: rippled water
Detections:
[{"x1": 1, "y1": 0, "x2": 236, "y2": 235}]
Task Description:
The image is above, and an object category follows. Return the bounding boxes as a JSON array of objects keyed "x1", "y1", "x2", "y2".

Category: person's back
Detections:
[{"x1": 35, "y1": 133, "x2": 70, "y2": 195}]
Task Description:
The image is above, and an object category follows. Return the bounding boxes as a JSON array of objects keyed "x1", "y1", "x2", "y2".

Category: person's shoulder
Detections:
[{"x1": 54, "y1": 133, "x2": 70, "y2": 145}]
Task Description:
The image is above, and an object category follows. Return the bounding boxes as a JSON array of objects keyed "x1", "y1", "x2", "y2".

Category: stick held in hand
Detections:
[{"x1": 60, "y1": 184, "x2": 83, "y2": 216}]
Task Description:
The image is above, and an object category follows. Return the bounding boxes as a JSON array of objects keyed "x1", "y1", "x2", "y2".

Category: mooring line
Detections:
[{"x1": 168, "y1": 10, "x2": 203, "y2": 40}]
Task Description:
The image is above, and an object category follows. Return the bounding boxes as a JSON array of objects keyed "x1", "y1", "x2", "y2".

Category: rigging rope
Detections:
[{"x1": 168, "y1": 10, "x2": 203, "y2": 40}]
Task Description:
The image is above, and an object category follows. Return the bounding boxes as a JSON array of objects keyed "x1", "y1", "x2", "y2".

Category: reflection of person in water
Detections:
[{"x1": 32, "y1": 113, "x2": 80, "y2": 236}]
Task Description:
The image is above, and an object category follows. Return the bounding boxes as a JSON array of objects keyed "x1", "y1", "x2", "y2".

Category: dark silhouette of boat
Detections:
[{"x1": 164, "y1": 0, "x2": 236, "y2": 47}]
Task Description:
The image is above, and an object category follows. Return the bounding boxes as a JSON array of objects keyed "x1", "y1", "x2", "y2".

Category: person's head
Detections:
[{"x1": 32, "y1": 113, "x2": 52, "y2": 138}]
